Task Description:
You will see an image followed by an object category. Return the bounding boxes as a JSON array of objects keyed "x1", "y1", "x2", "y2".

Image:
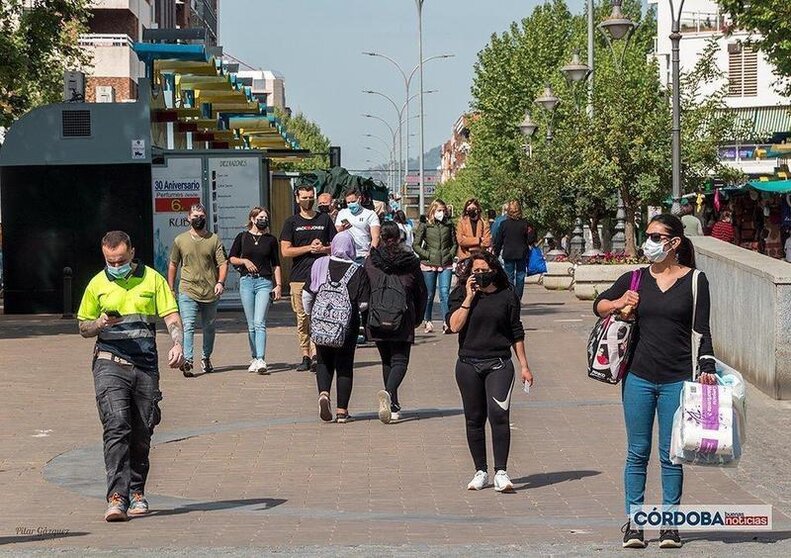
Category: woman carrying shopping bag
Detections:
[
  {"x1": 446, "y1": 251, "x2": 533, "y2": 493},
  {"x1": 413, "y1": 199, "x2": 456, "y2": 334},
  {"x1": 493, "y1": 200, "x2": 536, "y2": 301},
  {"x1": 594, "y1": 214, "x2": 717, "y2": 549}
]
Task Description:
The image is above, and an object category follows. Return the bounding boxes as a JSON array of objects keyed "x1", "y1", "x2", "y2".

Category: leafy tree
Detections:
[
  {"x1": 270, "y1": 108, "x2": 331, "y2": 172},
  {"x1": 719, "y1": 0, "x2": 791, "y2": 96},
  {"x1": 0, "y1": 0, "x2": 91, "y2": 130}
]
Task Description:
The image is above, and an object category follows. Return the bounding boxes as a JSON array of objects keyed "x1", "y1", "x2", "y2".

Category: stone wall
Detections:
[{"x1": 692, "y1": 236, "x2": 791, "y2": 400}]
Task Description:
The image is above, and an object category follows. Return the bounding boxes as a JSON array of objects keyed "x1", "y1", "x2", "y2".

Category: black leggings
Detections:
[
  {"x1": 455, "y1": 357, "x2": 516, "y2": 472},
  {"x1": 375, "y1": 341, "x2": 412, "y2": 410},
  {"x1": 316, "y1": 345, "x2": 356, "y2": 409}
]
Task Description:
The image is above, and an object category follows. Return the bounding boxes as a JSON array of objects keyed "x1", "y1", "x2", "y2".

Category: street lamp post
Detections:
[
  {"x1": 416, "y1": 0, "x2": 427, "y2": 215},
  {"x1": 668, "y1": 0, "x2": 686, "y2": 215}
]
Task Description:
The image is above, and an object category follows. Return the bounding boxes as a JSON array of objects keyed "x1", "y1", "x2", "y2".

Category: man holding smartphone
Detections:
[
  {"x1": 77, "y1": 231, "x2": 184, "y2": 522},
  {"x1": 335, "y1": 187, "x2": 381, "y2": 264}
]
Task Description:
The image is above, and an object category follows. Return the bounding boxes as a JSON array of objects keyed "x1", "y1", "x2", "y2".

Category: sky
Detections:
[{"x1": 220, "y1": 0, "x2": 584, "y2": 174}]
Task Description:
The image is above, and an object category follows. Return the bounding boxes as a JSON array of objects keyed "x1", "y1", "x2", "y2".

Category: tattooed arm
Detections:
[
  {"x1": 78, "y1": 314, "x2": 119, "y2": 338},
  {"x1": 163, "y1": 312, "x2": 184, "y2": 368}
]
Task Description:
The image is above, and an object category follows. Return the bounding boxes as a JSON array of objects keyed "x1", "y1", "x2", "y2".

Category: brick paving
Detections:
[{"x1": 0, "y1": 285, "x2": 790, "y2": 556}]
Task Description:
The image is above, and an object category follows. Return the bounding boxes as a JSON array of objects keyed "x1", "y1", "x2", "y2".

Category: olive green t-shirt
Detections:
[{"x1": 170, "y1": 231, "x2": 227, "y2": 302}]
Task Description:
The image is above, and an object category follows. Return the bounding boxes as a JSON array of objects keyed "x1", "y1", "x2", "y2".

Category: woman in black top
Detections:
[
  {"x1": 229, "y1": 206, "x2": 282, "y2": 375},
  {"x1": 302, "y1": 231, "x2": 370, "y2": 423},
  {"x1": 594, "y1": 214, "x2": 716, "y2": 550},
  {"x1": 364, "y1": 221, "x2": 427, "y2": 424},
  {"x1": 447, "y1": 251, "x2": 534, "y2": 493},
  {"x1": 494, "y1": 200, "x2": 537, "y2": 301}
]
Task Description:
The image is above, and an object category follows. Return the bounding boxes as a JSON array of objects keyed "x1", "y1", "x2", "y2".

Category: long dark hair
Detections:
[
  {"x1": 650, "y1": 213, "x2": 696, "y2": 268},
  {"x1": 379, "y1": 220, "x2": 403, "y2": 255},
  {"x1": 455, "y1": 251, "x2": 510, "y2": 291}
]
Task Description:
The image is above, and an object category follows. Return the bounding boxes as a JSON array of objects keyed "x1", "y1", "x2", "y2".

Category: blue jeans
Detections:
[
  {"x1": 239, "y1": 276, "x2": 273, "y2": 359},
  {"x1": 423, "y1": 269, "x2": 452, "y2": 323},
  {"x1": 503, "y1": 258, "x2": 527, "y2": 301},
  {"x1": 622, "y1": 373, "x2": 685, "y2": 515},
  {"x1": 178, "y1": 294, "x2": 219, "y2": 363}
]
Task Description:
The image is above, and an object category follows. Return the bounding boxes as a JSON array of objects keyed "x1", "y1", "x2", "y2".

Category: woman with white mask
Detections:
[
  {"x1": 594, "y1": 214, "x2": 717, "y2": 550},
  {"x1": 413, "y1": 199, "x2": 457, "y2": 334}
]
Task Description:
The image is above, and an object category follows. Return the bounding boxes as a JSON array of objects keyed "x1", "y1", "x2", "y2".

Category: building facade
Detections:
[
  {"x1": 651, "y1": 0, "x2": 790, "y2": 176},
  {"x1": 235, "y1": 70, "x2": 288, "y2": 110},
  {"x1": 78, "y1": 0, "x2": 220, "y2": 103},
  {"x1": 439, "y1": 113, "x2": 474, "y2": 184}
]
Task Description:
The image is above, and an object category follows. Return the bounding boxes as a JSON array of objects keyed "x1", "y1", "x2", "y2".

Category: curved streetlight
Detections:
[
  {"x1": 561, "y1": 49, "x2": 591, "y2": 84},
  {"x1": 598, "y1": 0, "x2": 637, "y2": 41},
  {"x1": 518, "y1": 111, "x2": 538, "y2": 157}
]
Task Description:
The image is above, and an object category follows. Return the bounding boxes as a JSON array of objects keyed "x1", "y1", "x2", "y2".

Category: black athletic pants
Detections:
[
  {"x1": 455, "y1": 357, "x2": 516, "y2": 472},
  {"x1": 316, "y1": 344, "x2": 356, "y2": 409},
  {"x1": 375, "y1": 341, "x2": 412, "y2": 410}
]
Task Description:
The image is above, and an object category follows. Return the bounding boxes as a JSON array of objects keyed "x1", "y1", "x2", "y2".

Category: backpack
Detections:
[
  {"x1": 586, "y1": 269, "x2": 642, "y2": 385},
  {"x1": 310, "y1": 264, "x2": 359, "y2": 348},
  {"x1": 367, "y1": 269, "x2": 408, "y2": 333}
]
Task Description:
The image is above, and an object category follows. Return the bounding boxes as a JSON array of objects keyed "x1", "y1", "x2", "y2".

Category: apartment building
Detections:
[
  {"x1": 439, "y1": 113, "x2": 474, "y2": 184},
  {"x1": 235, "y1": 69, "x2": 288, "y2": 110},
  {"x1": 650, "y1": 0, "x2": 790, "y2": 175},
  {"x1": 78, "y1": 0, "x2": 220, "y2": 103}
]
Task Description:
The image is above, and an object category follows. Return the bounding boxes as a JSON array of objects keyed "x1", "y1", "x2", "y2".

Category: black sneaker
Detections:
[
  {"x1": 201, "y1": 356, "x2": 214, "y2": 374},
  {"x1": 310, "y1": 355, "x2": 317, "y2": 373},
  {"x1": 659, "y1": 529, "x2": 683, "y2": 549},
  {"x1": 622, "y1": 521, "x2": 647, "y2": 549},
  {"x1": 296, "y1": 356, "x2": 312, "y2": 372},
  {"x1": 181, "y1": 360, "x2": 195, "y2": 378}
]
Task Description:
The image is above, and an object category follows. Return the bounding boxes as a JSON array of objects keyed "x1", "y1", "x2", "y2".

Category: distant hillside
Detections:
[{"x1": 407, "y1": 145, "x2": 441, "y2": 172}]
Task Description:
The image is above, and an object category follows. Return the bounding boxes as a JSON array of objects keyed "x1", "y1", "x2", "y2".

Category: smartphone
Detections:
[
  {"x1": 106, "y1": 310, "x2": 121, "y2": 318},
  {"x1": 341, "y1": 218, "x2": 351, "y2": 228},
  {"x1": 523, "y1": 381, "x2": 530, "y2": 395},
  {"x1": 269, "y1": 291, "x2": 276, "y2": 302}
]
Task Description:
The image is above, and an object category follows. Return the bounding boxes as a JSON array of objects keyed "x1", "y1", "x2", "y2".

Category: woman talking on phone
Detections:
[
  {"x1": 594, "y1": 214, "x2": 715, "y2": 549},
  {"x1": 446, "y1": 251, "x2": 533, "y2": 493},
  {"x1": 229, "y1": 207, "x2": 282, "y2": 375}
]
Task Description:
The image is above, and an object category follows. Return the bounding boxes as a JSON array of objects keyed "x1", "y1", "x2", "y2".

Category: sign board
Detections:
[
  {"x1": 208, "y1": 155, "x2": 263, "y2": 303},
  {"x1": 404, "y1": 173, "x2": 439, "y2": 185},
  {"x1": 151, "y1": 157, "x2": 203, "y2": 276},
  {"x1": 131, "y1": 139, "x2": 146, "y2": 160}
]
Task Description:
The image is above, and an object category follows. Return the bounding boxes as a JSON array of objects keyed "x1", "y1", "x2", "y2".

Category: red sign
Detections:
[{"x1": 155, "y1": 197, "x2": 200, "y2": 213}]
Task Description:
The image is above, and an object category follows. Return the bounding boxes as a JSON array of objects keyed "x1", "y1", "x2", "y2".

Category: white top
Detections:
[
  {"x1": 785, "y1": 237, "x2": 791, "y2": 263},
  {"x1": 336, "y1": 207, "x2": 381, "y2": 258},
  {"x1": 397, "y1": 223, "x2": 414, "y2": 251}
]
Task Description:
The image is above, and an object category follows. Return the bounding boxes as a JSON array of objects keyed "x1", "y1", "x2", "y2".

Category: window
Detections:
[{"x1": 728, "y1": 43, "x2": 758, "y2": 97}]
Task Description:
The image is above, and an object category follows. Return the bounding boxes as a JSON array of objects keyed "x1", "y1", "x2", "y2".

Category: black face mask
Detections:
[
  {"x1": 318, "y1": 205, "x2": 331, "y2": 214},
  {"x1": 255, "y1": 218, "x2": 269, "y2": 230},
  {"x1": 467, "y1": 209, "x2": 480, "y2": 220},
  {"x1": 474, "y1": 271, "x2": 496, "y2": 288},
  {"x1": 191, "y1": 217, "x2": 206, "y2": 230}
]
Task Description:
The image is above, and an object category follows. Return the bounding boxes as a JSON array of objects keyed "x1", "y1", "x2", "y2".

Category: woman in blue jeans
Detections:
[
  {"x1": 413, "y1": 199, "x2": 457, "y2": 333},
  {"x1": 493, "y1": 200, "x2": 536, "y2": 302},
  {"x1": 229, "y1": 206, "x2": 282, "y2": 375},
  {"x1": 595, "y1": 214, "x2": 716, "y2": 549}
]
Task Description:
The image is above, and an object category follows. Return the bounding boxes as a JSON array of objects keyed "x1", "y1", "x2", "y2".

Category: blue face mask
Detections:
[
  {"x1": 107, "y1": 262, "x2": 132, "y2": 279},
  {"x1": 347, "y1": 202, "x2": 361, "y2": 214}
]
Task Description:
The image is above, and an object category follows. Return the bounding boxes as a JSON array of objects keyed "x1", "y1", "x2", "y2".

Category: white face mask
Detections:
[
  {"x1": 434, "y1": 211, "x2": 445, "y2": 222},
  {"x1": 643, "y1": 238, "x2": 669, "y2": 263}
]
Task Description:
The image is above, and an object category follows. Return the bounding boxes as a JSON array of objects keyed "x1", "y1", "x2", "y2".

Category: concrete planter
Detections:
[
  {"x1": 573, "y1": 263, "x2": 643, "y2": 300},
  {"x1": 543, "y1": 261, "x2": 574, "y2": 291}
]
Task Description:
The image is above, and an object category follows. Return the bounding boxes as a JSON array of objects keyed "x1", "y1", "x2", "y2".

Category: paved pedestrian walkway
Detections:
[{"x1": 1, "y1": 285, "x2": 790, "y2": 557}]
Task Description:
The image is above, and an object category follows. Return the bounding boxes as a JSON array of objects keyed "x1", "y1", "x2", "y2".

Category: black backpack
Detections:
[{"x1": 367, "y1": 271, "x2": 408, "y2": 333}]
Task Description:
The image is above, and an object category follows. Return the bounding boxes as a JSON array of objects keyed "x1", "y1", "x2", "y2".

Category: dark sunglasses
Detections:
[{"x1": 647, "y1": 233, "x2": 672, "y2": 243}]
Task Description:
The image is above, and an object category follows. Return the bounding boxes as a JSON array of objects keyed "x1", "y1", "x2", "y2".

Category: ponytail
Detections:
[{"x1": 677, "y1": 236, "x2": 696, "y2": 269}]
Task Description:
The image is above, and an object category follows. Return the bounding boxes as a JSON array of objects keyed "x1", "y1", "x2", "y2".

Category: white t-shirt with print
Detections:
[
  {"x1": 785, "y1": 237, "x2": 791, "y2": 262},
  {"x1": 336, "y1": 207, "x2": 381, "y2": 258}
]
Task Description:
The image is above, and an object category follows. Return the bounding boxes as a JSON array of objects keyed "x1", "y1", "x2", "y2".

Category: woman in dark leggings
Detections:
[
  {"x1": 302, "y1": 232, "x2": 370, "y2": 423},
  {"x1": 447, "y1": 251, "x2": 534, "y2": 492},
  {"x1": 364, "y1": 221, "x2": 427, "y2": 423}
]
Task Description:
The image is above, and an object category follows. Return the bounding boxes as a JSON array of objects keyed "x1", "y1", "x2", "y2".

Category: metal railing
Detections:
[{"x1": 77, "y1": 34, "x2": 135, "y2": 48}]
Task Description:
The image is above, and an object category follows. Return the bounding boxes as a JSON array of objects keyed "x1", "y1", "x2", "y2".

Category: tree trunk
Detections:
[
  {"x1": 589, "y1": 212, "x2": 602, "y2": 250},
  {"x1": 624, "y1": 203, "x2": 638, "y2": 257}
]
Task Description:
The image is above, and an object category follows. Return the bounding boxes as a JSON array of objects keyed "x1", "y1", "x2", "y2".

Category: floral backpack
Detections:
[{"x1": 586, "y1": 269, "x2": 643, "y2": 385}]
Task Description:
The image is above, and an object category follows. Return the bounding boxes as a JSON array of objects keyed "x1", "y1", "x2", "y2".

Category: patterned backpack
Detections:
[
  {"x1": 586, "y1": 269, "x2": 643, "y2": 385},
  {"x1": 310, "y1": 263, "x2": 359, "y2": 348}
]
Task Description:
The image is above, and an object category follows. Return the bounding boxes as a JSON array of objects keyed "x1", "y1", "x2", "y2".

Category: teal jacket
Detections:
[{"x1": 413, "y1": 220, "x2": 457, "y2": 267}]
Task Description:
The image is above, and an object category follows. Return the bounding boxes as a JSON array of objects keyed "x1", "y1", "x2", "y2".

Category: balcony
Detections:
[{"x1": 78, "y1": 34, "x2": 143, "y2": 80}]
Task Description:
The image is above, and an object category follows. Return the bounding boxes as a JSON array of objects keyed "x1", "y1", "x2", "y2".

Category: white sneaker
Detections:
[
  {"x1": 467, "y1": 470, "x2": 489, "y2": 490},
  {"x1": 256, "y1": 359, "x2": 269, "y2": 375},
  {"x1": 377, "y1": 390, "x2": 392, "y2": 424},
  {"x1": 424, "y1": 321, "x2": 434, "y2": 334},
  {"x1": 493, "y1": 470, "x2": 514, "y2": 492},
  {"x1": 247, "y1": 359, "x2": 258, "y2": 373},
  {"x1": 390, "y1": 410, "x2": 401, "y2": 422}
]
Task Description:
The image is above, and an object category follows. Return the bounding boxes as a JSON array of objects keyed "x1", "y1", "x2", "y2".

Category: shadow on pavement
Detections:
[
  {"x1": 681, "y1": 530, "x2": 791, "y2": 544},
  {"x1": 350, "y1": 407, "x2": 465, "y2": 424},
  {"x1": 0, "y1": 531, "x2": 90, "y2": 545},
  {"x1": 512, "y1": 470, "x2": 601, "y2": 491},
  {"x1": 148, "y1": 497, "x2": 287, "y2": 518}
]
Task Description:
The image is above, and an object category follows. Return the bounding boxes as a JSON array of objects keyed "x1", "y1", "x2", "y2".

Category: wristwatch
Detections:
[{"x1": 217, "y1": 281, "x2": 225, "y2": 286}]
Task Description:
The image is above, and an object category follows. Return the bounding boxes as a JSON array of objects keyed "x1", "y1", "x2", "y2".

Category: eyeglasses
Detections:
[{"x1": 647, "y1": 233, "x2": 672, "y2": 243}]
